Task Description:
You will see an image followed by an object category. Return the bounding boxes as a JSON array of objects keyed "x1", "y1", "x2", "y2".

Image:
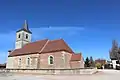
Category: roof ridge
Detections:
[
  {"x1": 61, "y1": 39, "x2": 74, "y2": 53},
  {"x1": 34, "y1": 39, "x2": 48, "y2": 42},
  {"x1": 39, "y1": 39, "x2": 49, "y2": 53},
  {"x1": 25, "y1": 39, "x2": 48, "y2": 45},
  {"x1": 50, "y1": 38, "x2": 63, "y2": 42}
]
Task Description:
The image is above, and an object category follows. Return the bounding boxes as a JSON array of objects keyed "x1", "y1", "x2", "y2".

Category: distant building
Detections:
[
  {"x1": 0, "y1": 63, "x2": 6, "y2": 69},
  {"x1": 95, "y1": 59, "x2": 106, "y2": 65},
  {"x1": 6, "y1": 20, "x2": 84, "y2": 69}
]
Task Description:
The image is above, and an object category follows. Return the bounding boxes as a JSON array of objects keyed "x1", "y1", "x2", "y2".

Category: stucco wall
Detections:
[
  {"x1": 6, "y1": 54, "x2": 38, "y2": 69},
  {"x1": 15, "y1": 31, "x2": 32, "y2": 49},
  {"x1": 80, "y1": 56, "x2": 84, "y2": 68},
  {"x1": 6, "y1": 57, "x2": 15, "y2": 69}
]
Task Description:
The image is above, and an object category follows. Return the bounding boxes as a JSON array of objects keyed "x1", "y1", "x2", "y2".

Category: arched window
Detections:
[
  {"x1": 62, "y1": 51, "x2": 65, "y2": 61},
  {"x1": 18, "y1": 58, "x2": 21, "y2": 66},
  {"x1": 27, "y1": 58, "x2": 30, "y2": 66},
  {"x1": 62, "y1": 53, "x2": 65, "y2": 59},
  {"x1": 48, "y1": 56, "x2": 54, "y2": 65},
  {"x1": 18, "y1": 34, "x2": 21, "y2": 38},
  {"x1": 26, "y1": 34, "x2": 28, "y2": 39}
]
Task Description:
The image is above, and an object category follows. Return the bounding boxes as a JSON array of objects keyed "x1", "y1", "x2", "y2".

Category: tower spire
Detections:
[
  {"x1": 16, "y1": 20, "x2": 32, "y2": 34},
  {"x1": 23, "y1": 20, "x2": 28, "y2": 30},
  {"x1": 15, "y1": 20, "x2": 32, "y2": 49}
]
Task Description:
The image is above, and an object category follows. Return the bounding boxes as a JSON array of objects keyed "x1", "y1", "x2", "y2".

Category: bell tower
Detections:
[{"x1": 15, "y1": 20, "x2": 32, "y2": 49}]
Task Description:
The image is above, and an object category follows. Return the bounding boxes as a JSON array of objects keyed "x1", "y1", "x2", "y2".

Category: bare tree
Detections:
[{"x1": 110, "y1": 40, "x2": 119, "y2": 60}]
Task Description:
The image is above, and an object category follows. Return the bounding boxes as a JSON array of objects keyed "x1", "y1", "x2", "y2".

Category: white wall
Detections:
[
  {"x1": 7, "y1": 54, "x2": 38, "y2": 69},
  {"x1": 80, "y1": 56, "x2": 84, "y2": 68},
  {"x1": 15, "y1": 41, "x2": 22, "y2": 49},
  {"x1": 112, "y1": 60, "x2": 117, "y2": 69},
  {"x1": 6, "y1": 57, "x2": 15, "y2": 69},
  {"x1": 15, "y1": 31, "x2": 32, "y2": 49}
]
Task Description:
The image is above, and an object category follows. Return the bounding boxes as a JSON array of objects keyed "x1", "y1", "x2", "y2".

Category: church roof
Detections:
[
  {"x1": 41, "y1": 39, "x2": 73, "y2": 53},
  {"x1": 8, "y1": 39, "x2": 74, "y2": 57},
  {"x1": 16, "y1": 20, "x2": 32, "y2": 34},
  {"x1": 70, "y1": 53, "x2": 82, "y2": 61}
]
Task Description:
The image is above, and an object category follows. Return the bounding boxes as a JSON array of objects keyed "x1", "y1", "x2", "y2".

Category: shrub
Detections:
[{"x1": 95, "y1": 63, "x2": 102, "y2": 69}]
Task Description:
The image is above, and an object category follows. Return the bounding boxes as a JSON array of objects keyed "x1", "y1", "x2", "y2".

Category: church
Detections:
[{"x1": 6, "y1": 20, "x2": 84, "y2": 69}]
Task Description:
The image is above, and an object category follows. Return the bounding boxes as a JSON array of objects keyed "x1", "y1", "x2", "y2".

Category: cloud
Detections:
[
  {"x1": 39, "y1": 26, "x2": 85, "y2": 31},
  {"x1": 31, "y1": 26, "x2": 85, "y2": 40}
]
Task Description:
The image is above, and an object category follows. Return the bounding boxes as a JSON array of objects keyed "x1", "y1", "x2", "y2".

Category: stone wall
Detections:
[
  {"x1": 7, "y1": 51, "x2": 79, "y2": 69},
  {"x1": 0, "y1": 68, "x2": 97, "y2": 75},
  {"x1": 70, "y1": 55, "x2": 84, "y2": 69},
  {"x1": 7, "y1": 51, "x2": 85, "y2": 69},
  {"x1": 39, "y1": 51, "x2": 72, "y2": 69}
]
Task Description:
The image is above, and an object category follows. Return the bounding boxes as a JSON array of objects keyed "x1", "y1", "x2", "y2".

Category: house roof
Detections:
[
  {"x1": 8, "y1": 39, "x2": 74, "y2": 57},
  {"x1": 70, "y1": 53, "x2": 82, "y2": 61}
]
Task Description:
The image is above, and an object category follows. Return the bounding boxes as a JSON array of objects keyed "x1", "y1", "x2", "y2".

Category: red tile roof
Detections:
[
  {"x1": 9, "y1": 39, "x2": 48, "y2": 57},
  {"x1": 71, "y1": 53, "x2": 82, "y2": 61},
  {"x1": 8, "y1": 39, "x2": 74, "y2": 57},
  {"x1": 42, "y1": 39, "x2": 73, "y2": 53}
]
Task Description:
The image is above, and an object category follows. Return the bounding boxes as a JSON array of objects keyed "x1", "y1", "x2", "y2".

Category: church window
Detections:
[
  {"x1": 62, "y1": 53, "x2": 65, "y2": 59},
  {"x1": 26, "y1": 34, "x2": 28, "y2": 39},
  {"x1": 18, "y1": 58, "x2": 21, "y2": 66},
  {"x1": 27, "y1": 57, "x2": 30, "y2": 66},
  {"x1": 18, "y1": 34, "x2": 21, "y2": 38},
  {"x1": 62, "y1": 52, "x2": 65, "y2": 60},
  {"x1": 48, "y1": 56, "x2": 54, "y2": 65}
]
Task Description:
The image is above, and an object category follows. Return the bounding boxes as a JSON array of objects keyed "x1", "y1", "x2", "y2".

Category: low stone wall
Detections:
[{"x1": 0, "y1": 68, "x2": 97, "y2": 75}]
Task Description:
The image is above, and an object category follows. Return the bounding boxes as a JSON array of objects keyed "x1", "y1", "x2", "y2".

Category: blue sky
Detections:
[{"x1": 0, "y1": 0, "x2": 120, "y2": 63}]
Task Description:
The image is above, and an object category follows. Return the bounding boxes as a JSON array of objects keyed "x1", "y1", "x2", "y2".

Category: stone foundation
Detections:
[{"x1": 0, "y1": 68, "x2": 97, "y2": 75}]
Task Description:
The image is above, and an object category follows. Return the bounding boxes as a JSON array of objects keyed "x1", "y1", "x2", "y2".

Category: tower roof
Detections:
[{"x1": 16, "y1": 20, "x2": 32, "y2": 34}]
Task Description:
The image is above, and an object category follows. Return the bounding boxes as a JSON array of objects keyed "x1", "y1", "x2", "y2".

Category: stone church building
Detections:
[{"x1": 6, "y1": 20, "x2": 84, "y2": 69}]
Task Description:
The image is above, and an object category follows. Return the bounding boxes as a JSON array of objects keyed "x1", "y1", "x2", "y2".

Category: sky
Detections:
[{"x1": 0, "y1": 0, "x2": 120, "y2": 63}]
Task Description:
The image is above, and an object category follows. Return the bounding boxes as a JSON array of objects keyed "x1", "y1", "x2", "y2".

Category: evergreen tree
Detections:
[
  {"x1": 89, "y1": 56, "x2": 95, "y2": 67},
  {"x1": 85, "y1": 57, "x2": 90, "y2": 67}
]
